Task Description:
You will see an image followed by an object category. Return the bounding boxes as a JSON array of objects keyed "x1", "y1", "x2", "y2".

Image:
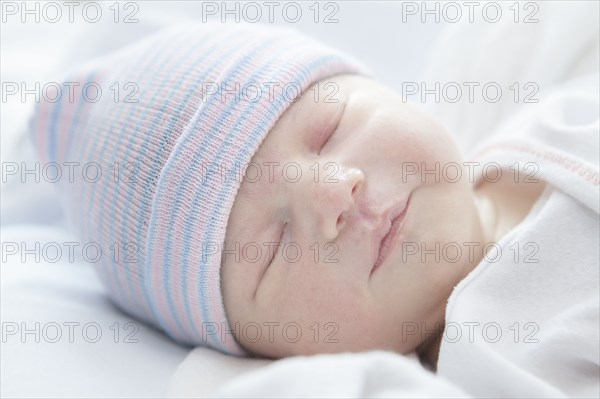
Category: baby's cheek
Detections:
[{"x1": 243, "y1": 279, "x2": 374, "y2": 357}]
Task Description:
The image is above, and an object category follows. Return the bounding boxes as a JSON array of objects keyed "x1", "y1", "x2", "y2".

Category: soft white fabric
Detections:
[
  {"x1": 421, "y1": 1, "x2": 600, "y2": 154},
  {"x1": 437, "y1": 81, "x2": 599, "y2": 398},
  {"x1": 166, "y1": 347, "x2": 272, "y2": 398},
  {"x1": 166, "y1": 348, "x2": 464, "y2": 398},
  {"x1": 215, "y1": 351, "x2": 469, "y2": 398},
  {"x1": 1, "y1": 223, "x2": 190, "y2": 398}
]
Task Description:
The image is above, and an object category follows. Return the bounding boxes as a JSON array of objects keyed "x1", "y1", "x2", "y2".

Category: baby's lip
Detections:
[{"x1": 370, "y1": 195, "x2": 411, "y2": 275}]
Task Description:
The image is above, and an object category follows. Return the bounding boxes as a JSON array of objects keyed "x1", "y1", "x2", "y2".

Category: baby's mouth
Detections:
[{"x1": 370, "y1": 194, "x2": 411, "y2": 276}]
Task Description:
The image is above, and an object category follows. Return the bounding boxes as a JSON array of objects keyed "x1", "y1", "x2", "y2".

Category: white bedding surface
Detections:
[{"x1": 1, "y1": 224, "x2": 190, "y2": 398}]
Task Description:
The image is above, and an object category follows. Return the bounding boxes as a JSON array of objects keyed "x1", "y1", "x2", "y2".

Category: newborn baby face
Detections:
[{"x1": 221, "y1": 74, "x2": 486, "y2": 358}]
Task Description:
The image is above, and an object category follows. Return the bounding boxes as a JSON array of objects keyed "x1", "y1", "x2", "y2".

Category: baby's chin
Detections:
[
  {"x1": 243, "y1": 335, "x2": 412, "y2": 360},
  {"x1": 233, "y1": 308, "x2": 413, "y2": 359}
]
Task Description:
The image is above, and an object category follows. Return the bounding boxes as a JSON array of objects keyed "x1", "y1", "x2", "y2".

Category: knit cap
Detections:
[{"x1": 29, "y1": 23, "x2": 366, "y2": 355}]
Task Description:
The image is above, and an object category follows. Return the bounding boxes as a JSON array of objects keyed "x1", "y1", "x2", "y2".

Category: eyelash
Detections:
[
  {"x1": 317, "y1": 128, "x2": 336, "y2": 155},
  {"x1": 317, "y1": 102, "x2": 346, "y2": 155},
  {"x1": 268, "y1": 222, "x2": 287, "y2": 266}
]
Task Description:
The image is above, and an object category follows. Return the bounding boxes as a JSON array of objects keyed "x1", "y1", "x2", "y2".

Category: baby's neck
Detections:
[
  {"x1": 416, "y1": 326, "x2": 443, "y2": 372},
  {"x1": 474, "y1": 170, "x2": 547, "y2": 244}
]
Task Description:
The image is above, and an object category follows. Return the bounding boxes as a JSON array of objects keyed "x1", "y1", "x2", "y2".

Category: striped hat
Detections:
[{"x1": 29, "y1": 23, "x2": 366, "y2": 355}]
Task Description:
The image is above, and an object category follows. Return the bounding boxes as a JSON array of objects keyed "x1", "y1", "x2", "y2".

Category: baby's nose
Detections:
[{"x1": 309, "y1": 165, "x2": 365, "y2": 240}]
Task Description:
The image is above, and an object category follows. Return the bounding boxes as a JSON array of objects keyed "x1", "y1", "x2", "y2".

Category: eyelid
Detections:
[{"x1": 316, "y1": 101, "x2": 347, "y2": 155}]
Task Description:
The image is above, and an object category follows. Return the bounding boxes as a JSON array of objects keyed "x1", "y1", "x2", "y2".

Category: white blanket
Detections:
[
  {"x1": 0, "y1": 223, "x2": 191, "y2": 398},
  {"x1": 169, "y1": 349, "x2": 469, "y2": 398}
]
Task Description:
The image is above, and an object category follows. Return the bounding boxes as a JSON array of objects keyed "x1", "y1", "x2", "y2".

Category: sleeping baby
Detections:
[{"x1": 30, "y1": 22, "x2": 599, "y2": 395}]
